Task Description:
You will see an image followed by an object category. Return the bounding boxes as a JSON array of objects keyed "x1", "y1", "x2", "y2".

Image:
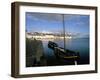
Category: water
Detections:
[
  {"x1": 65, "y1": 38, "x2": 89, "y2": 65},
  {"x1": 42, "y1": 38, "x2": 89, "y2": 66}
]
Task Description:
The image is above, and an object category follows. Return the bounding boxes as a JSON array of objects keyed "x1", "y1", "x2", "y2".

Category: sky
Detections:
[{"x1": 26, "y1": 12, "x2": 89, "y2": 37}]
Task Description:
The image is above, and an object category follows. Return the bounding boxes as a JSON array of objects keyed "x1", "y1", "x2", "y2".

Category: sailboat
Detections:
[{"x1": 48, "y1": 14, "x2": 80, "y2": 65}]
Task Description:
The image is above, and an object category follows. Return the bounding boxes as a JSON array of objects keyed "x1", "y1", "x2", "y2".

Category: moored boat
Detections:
[{"x1": 48, "y1": 41, "x2": 80, "y2": 64}]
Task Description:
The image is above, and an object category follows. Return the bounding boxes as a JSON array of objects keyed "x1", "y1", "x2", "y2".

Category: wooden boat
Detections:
[{"x1": 48, "y1": 41, "x2": 80, "y2": 62}]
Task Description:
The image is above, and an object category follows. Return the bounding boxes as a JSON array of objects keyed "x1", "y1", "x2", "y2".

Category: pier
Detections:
[{"x1": 26, "y1": 38, "x2": 47, "y2": 67}]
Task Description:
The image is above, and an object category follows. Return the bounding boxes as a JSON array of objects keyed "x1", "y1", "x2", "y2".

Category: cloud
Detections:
[
  {"x1": 26, "y1": 12, "x2": 89, "y2": 23},
  {"x1": 26, "y1": 12, "x2": 63, "y2": 22}
]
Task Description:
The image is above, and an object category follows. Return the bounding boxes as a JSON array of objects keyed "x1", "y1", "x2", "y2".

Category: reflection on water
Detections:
[{"x1": 42, "y1": 38, "x2": 89, "y2": 65}]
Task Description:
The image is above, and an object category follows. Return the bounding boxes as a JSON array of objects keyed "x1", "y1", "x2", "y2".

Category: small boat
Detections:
[{"x1": 48, "y1": 41, "x2": 80, "y2": 62}]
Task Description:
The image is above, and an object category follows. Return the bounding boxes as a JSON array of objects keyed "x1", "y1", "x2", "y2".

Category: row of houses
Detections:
[{"x1": 26, "y1": 32, "x2": 72, "y2": 39}]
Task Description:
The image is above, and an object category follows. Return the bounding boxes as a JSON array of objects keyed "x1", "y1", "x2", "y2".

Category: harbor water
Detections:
[{"x1": 42, "y1": 38, "x2": 89, "y2": 66}]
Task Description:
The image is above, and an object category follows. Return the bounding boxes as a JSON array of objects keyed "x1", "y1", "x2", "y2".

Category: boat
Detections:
[{"x1": 48, "y1": 41, "x2": 80, "y2": 63}]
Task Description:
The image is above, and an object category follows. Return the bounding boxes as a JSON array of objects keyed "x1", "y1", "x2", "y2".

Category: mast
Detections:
[{"x1": 62, "y1": 14, "x2": 66, "y2": 50}]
